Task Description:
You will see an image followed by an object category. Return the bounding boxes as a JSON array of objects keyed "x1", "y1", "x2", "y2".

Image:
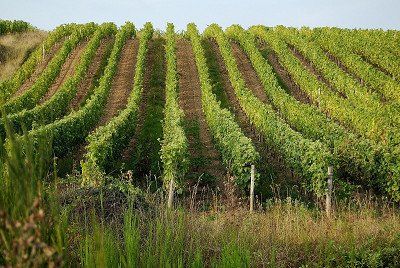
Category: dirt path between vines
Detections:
[
  {"x1": 286, "y1": 44, "x2": 347, "y2": 99},
  {"x1": 121, "y1": 40, "x2": 157, "y2": 162},
  {"x1": 96, "y1": 38, "x2": 139, "y2": 127},
  {"x1": 12, "y1": 40, "x2": 64, "y2": 98},
  {"x1": 69, "y1": 38, "x2": 113, "y2": 110},
  {"x1": 209, "y1": 40, "x2": 296, "y2": 193},
  {"x1": 261, "y1": 45, "x2": 313, "y2": 104},
  {"x1": 66, "y1": 38, "x2": 139, "y2": 170},
  {"x1": 231, "y1": 43, "x2": 270, "y2": 103},
  {"x1": 177, "y1": 39, "x2": 233, "y2": 205},
  {"x1": 39, "y1": 40, "x2": 89, "y2": 104},
  {"x1": 322, "y1": 49, "x2": 387, "y2": 102}
]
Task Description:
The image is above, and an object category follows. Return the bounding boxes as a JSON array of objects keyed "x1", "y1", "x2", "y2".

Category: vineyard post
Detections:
[
  {"x1": 167, "y1": 177, "x2": 174, "y2": 209},
  {"x1": 250, "y1": 164, "x2": 255, "y2": 212},
  {"x1": 326, "y1": 166, "x2": 333, "y2": 217},
  {"x1": 42, "y1": 44, "x2": 45, "y2": 61}
]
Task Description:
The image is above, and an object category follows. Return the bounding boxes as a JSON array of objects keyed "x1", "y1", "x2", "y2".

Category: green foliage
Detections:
[
  {"x1": 2, "y1": 23, "x2": 97, "y2": 115},
  {"x1": 278, "y1": 26, "x2": 400, "y2": 142},
  {"x1": 0, "y1": 23, "x2": 117, "y2": 139},
  {"x1": 204, "y1": 24, "x2": 332, "y2": 196},
  {"x1": 25, "y1": 22, "x2": 135, "y2": 158},
  {"x1": 344, "y1": 28, "x2": 400, "y2": 82},
  {"x1": 0, "y1": 23, "x2": 77, "y2": 98},
  {"x1": 187, "y1": 23, "x2": 258, "y2": 190},
  {"x1": 0, "y1": 113, "x2": 51, "y2": 218},
  {"x1": 82, "y1": 22, "x2": 153, "y2": 185},
  {"x1": 311, "y1": 28, "x2": 400, "y2": 103},
  {"x1": 226, "y1": 25, "x2": 387, "y2": 190},
  {"x1": 249, "y1": 25, "x2": 400, "y2": 200},
  {"x1": 160, "y1": 23, "x2": 189, "y2": 188},
  {"x1": 0, "y1": 20, "x2": 33, "y2": 35}
]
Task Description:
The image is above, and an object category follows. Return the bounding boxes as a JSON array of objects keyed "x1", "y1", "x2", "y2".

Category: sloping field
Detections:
[
  {"x1": 1, "y1": 22, "x2": 400, "y2": 203},
  {"x1": 2, "y1": 21, "x2": 400, "y2": 268}
]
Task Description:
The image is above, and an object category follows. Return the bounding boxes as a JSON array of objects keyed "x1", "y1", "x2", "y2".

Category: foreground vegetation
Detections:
[{"x1": 0, "y1": 131, "x2": 399, "y2": 267}]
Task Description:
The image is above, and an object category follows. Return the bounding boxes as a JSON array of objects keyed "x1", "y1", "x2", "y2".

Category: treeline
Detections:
[{"x1": 0, "y1": 20, "x2": 34, "y2": 35}]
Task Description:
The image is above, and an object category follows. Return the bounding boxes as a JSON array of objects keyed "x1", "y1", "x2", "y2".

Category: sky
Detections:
[{"x1": 1, "y1": 0, "x2": 400, "y2": 31}]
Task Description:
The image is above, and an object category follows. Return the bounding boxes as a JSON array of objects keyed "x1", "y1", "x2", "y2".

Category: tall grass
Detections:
[{"x1": 0, "y1": 111, "x2": 68, "y2": 266}]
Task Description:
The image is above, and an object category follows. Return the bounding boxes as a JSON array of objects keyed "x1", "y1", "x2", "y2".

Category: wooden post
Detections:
[
  {"x1": 318, "y1": 87, "x2": 321, "y2": 106},
  {"x1": 167, "y1": 178, "x2": 174, "y2": 209},
  {"x1": 42, "y1": 44, "x2": 45, "y2": 61},
  {"x1": 250, "y1": 164, "x2": 255, "y2": 212},
  {"x1": 326, "y1": 166, "x2": 333, "y2": 217}
]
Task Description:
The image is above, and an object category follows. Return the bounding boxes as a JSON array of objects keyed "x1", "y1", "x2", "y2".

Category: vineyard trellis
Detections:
[{"x1": 1, "y1": 22, "x2": 400, "y2": 204}]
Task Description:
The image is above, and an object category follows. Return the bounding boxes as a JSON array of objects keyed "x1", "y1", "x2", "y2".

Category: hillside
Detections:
[
  {"x1": 1, "y1": 22, "x2": 400, "y2": 267},
  {"x1": 0, "y1": 29, "x2": 47, "y2": 81}
]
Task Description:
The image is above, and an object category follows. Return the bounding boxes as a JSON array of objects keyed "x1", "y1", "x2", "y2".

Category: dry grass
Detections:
[
  {"x1": 0, "y1": 30, "x2": 47, "y2": 81},
  {"x1": 185, "y1": 201, "x2": 399, "y2": 266},
  {"x1": 49, "y1": 172, "x2": 400, "y2": 266}
]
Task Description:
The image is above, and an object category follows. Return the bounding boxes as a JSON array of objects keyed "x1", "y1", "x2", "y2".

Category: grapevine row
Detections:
[
  {"x1": 341, "y1": 28, "x2": 400, "y2": 80},
  {"x1": 353, "y1": 29, "x2": 400, "y2": 57},
  {"x1": 249, "y1": 26, "x2": 397, "y2": 145},
  {"x1": 23, "y1": 23, "x2": 135, "y2": 157},
  {"x1": 204, "y1": 24, "x2": 332, "y2": 196},
  {"x1": 0, "y1": 23, "x2": 78, "y2": 98},
  {"x1": 250, "y1": 26, "x2": 400, "y2": 200},
  {"x1": 310, "y1": 28, "x2": 400, "y2": 104},
  {"x1": 276, "y1": 27, "x2": 383, "y2": 114},
  {"x1": 81, "y1": 22, "x2": 153, "y2": 185},
  {"x1": 0, "y1": 23, "x2": 117, "y2": 139},
  {"x1": 160, "y1": 23, "x2": 189, "y2": 188},
  {"x1": 2, "y1": 23, "x2": 97, "y2": 115},
  {"x1": 186, "y1": 23, "x2": 258, "y2": 190},
  {"x1": 226, "y1": 25, "x2": 386, "y2": 191}
]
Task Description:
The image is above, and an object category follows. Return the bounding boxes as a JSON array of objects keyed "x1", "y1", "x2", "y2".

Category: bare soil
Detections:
[
  {"x1": 68, "y1": 38, "x2": 113, "y2": 110},
  {"x1": 64, "y1": 38, "x2": 139, "y2": 171},
  {"x1": 287, "y1": 44, "x2": 347, "y2": 99},
  {"x1": 176, "y1": 39, "x2": 234, "y2": 205},
  {"x1": 262, "y1": 45, "x2": 313, "y2": 104},
  {"x1": 209, "y1": 40, "x2": 298, "y2": 195},
  {"x1": 231, "y1": 42, "x2": 269, "y2": 103},
  {"x1": 97, "y1": 38, "x2": 139, "y2": 127},
  {"x1": 12, "y1": 40, "x2": 63, "y2": 97},
  {"x1": 121, "y1": 40, "x2": 157, "y2": 161},
  {"x1": 39, "y1": 40, "x2": 89, "y2": 104}
]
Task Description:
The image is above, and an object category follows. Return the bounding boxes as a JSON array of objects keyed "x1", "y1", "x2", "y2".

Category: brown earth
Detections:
[
  {"x1": 231, "y1": 42, "x2": 269, "y2": 103},
  {"x1": 176, "y1": 39, "x2": 233, "y2": 205},
  {"x1": 121, "y1": 40, "x2": 158, "y2": 161},
  {"x1": 96, "y1": 38, "x2": 139, "y2": 127},
  {"x1": 209, "y1": 40, "x2": 297, "y2": 193},
  {"x1": 68, "y1": 37, "x2": 114, "y2": 111},
  {"x1": 287, "y1": 44, "x2": 347, "y2": 99},
  {"x1": 262, "y1": 45, "x2": 313, "y2": 104},
  {"x1": 66, "y1": 38, "x2": 139, "y2": 169},
  {"x1": 39, "y1": 40, "x2": 89, "y2": 104},
  {"x1": 12, "y1": 40, "x2": 63, "y2": 98}
]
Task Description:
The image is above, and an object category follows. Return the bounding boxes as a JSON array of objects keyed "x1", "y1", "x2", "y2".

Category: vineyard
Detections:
[
  {"x1": 1, "y1": 21, "x2": 400, "y2": 266},
  {"x1": 1, "y1": 22, "x2": 399, "y2": 202}
]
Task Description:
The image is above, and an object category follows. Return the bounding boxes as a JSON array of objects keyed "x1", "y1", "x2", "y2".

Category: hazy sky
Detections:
[{"x1": 2, "y1": 0, "x2": 400, "y2": 31}]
